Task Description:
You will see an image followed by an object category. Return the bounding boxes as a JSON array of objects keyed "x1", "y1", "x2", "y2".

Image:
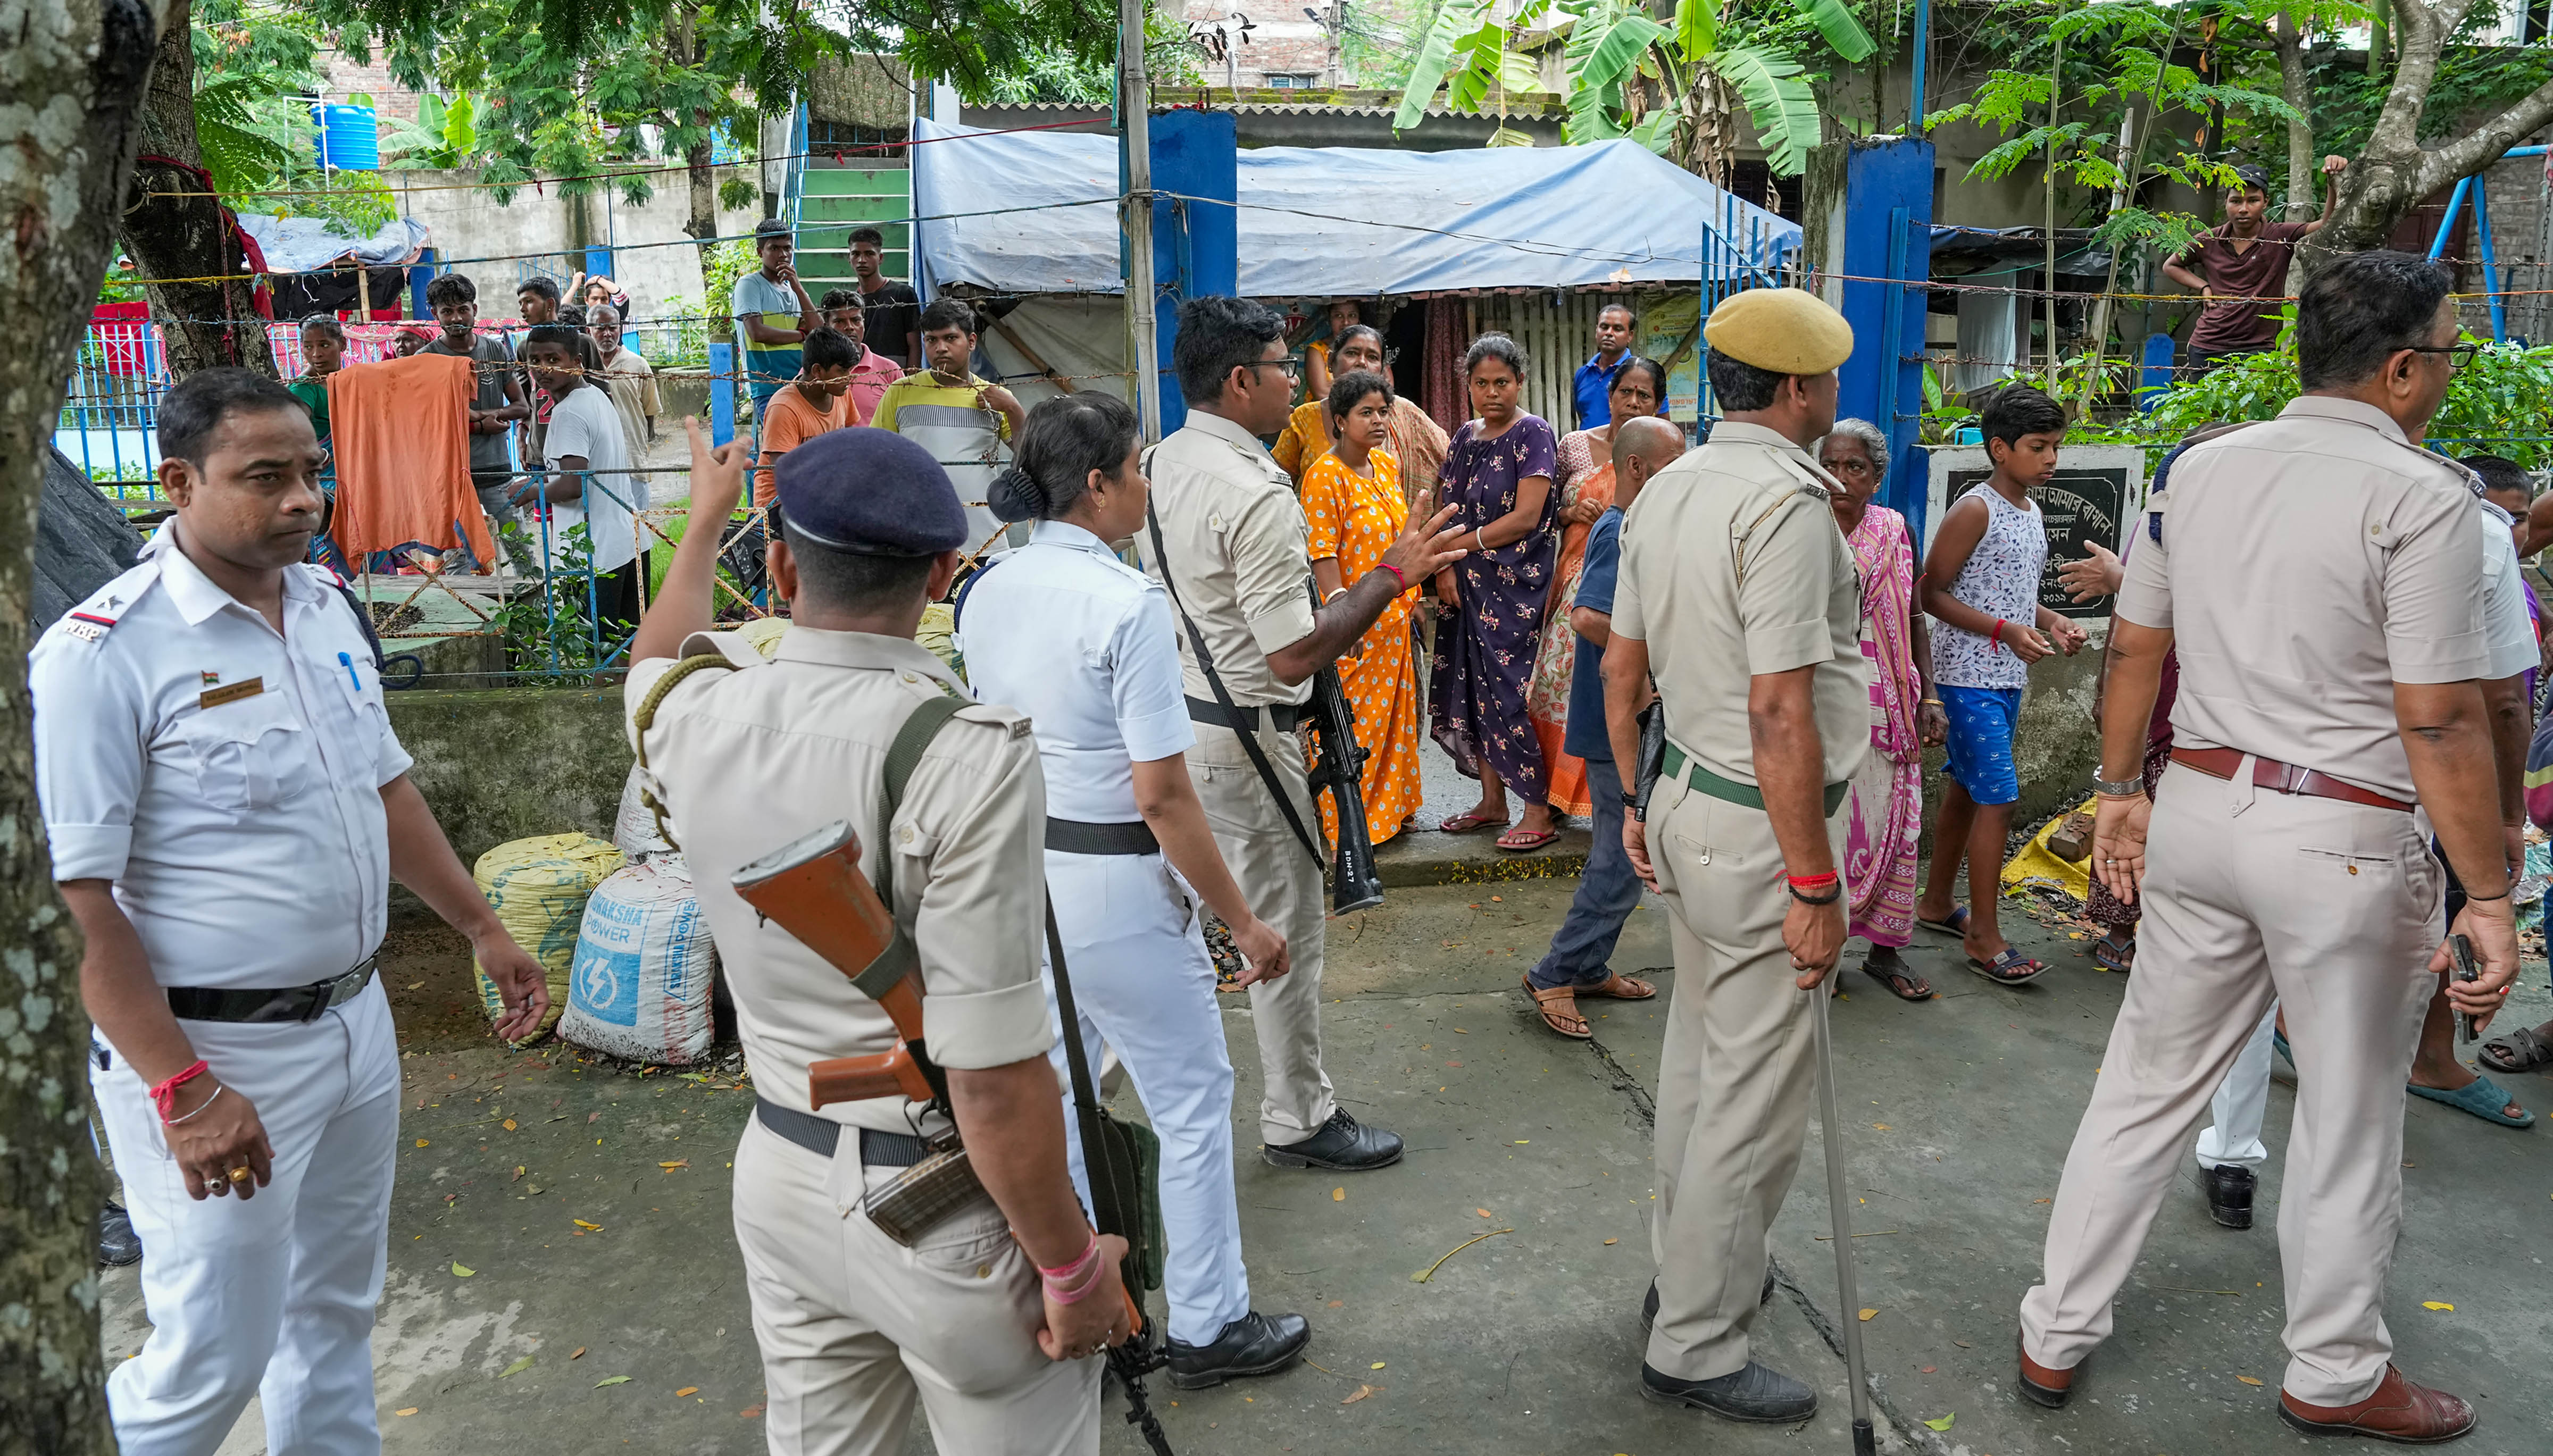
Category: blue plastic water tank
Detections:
[{"x1": 312, "y1": 104, "x2": 380, "y2": 171}]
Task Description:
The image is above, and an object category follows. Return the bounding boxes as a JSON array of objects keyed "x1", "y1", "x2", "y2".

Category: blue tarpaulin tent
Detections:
[{"x1": 910, "y1": 119, "x2": 1799, "y2": 300}]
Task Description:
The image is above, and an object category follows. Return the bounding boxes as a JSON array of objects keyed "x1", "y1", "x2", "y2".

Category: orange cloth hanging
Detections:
[{"x1": 324, "y1": 353, "x2": 493, "y2": 564}]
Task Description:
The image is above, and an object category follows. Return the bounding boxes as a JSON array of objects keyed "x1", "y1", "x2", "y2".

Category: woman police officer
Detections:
[{"x1": 957, "y1": 392, "x2": 1315, "y2": 1386}]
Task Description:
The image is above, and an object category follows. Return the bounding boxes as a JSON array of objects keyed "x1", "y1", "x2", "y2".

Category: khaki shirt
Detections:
[
  {"x1": 625, "y1": 627, "x2": 1052, "y2": 1134},
  {"x1": 1142, "y1": 409, "x2": 1319, "y2": 707},
  {"x1": 2117, "y1": 396, "x2": 2488, "y2": 802},
  {"x1": 1612, "y1": 421, "x2": 1869, "y2": 788}
]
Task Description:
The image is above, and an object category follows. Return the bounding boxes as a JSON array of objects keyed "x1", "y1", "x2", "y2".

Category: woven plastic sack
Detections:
[
  {"x1": 560, "y1": 857, "x2": 718, "y2": 1065},
  {"x1": 472, "y1": 833, "x2": 624, "y2": 1043},
  {"x1": 611, "y1": 770, "x2": 674, "y2": 861}
]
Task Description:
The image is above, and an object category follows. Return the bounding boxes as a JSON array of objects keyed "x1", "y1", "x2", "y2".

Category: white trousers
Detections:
[
  {"x1": 93, "y1": 983, "x2": 402, "y2": 1456},
  {"x1": 2196, "y1": 1002, "x2": 2280, "y2": 1172},
  {"x1": 1043, "y1": 848, "x2": 1251, "y2": 1348}
]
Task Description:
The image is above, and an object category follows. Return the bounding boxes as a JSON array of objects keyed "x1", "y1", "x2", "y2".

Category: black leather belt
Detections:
[
  {"x1": 755, "y1": 1096, "x2": 931, "y2": 1166},
  {"x1": 165, "y1": 956, "x2": 379, "y2": 1024},
  {"x1": 1045, "y1": 817, "x2": 1160, "y2": 855},
  {"x1": 1186, "y1": 694, "x2": 1301, "y2": 734}
]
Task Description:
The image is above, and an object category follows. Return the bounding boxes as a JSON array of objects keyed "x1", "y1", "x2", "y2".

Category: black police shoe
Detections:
[
  {"x1": 1165, "y1": 1311, "x2": 1313, "y2": 1389},
  {"x1": 1640, "y1": 1359, "x2": 1818, "y2": 1422},
  {"x1": 2201, "y1": 1164, "x2": 2256, "y2": 1229},
  {"x1": 1263, "y1": 1108, "x2": 1403, "y2": 1172},
  {"x1": 98, "y1": 1200, "x2": 142, "y2": 1268},
  {"x1": 1641, "y1": 1269, "x2": 1778, "y2": 1332}
]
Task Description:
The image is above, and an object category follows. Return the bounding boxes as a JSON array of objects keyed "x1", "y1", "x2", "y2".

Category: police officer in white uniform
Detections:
[
  {"x1": 959, "y1": 391, "x2": 1315, "y2": 1386},
  {"x1": 35, "y1": 368, "x2": 549, "y2": 1456},
  {"x1": 1141, "y1": 295, "x2": 1470, "y2": 1172},
  {"x1": 628, "y1": 423, "x2": 1132, "y2": 1454}
]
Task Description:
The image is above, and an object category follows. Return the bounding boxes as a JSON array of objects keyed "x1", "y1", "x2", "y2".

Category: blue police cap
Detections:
[{"x1": 772, "y1": 426, "x2": 969, "y2": 557}]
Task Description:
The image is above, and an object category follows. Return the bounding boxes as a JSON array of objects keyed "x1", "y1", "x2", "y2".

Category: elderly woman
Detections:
[
  {"x1": 1528, "y1": 355, "x2": 1668, "y2": 818},
  {"x1": 1820, "y1": 419, "x2": 1945, "y2": 1000},
  {"x1": 1272, "y1": 324, "x2": 1450, "y2": 505},
  {"x1": 1432, "y1": 333, "x2": 1562, "y2": 852}
]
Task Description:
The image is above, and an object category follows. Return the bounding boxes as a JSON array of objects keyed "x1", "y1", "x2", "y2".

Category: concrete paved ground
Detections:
[{"x1": 103, "y1": 878, "x2": 2553, "y2": 1455}]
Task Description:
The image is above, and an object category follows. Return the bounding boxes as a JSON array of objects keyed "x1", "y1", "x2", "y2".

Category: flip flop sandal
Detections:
[
  {"x1": 2089, "y1": 932, "x2": 2136, "y2": 974},
  {"x1": 1916, "y1": 907, "x2": 1970, "y2": 936},
  {"x1": 1521, "y1": 975, "x2": 1591, "y2": 1039},
  {"x1": 1496, "y1": 827, "x2": 1562, "y2": 853},
  {"x1": 2479, "y1": 1025, "x2": 2553, "y2": 1076},
  {"x1": 2407, "y1": 1073, "x2": 2536, "y2": 1129},
  {"x1": 1436, "y1": 811, "x2": 1503, "y2": 835},
  {"x1": 1968, "y1": 948, "x2": 2050, "y2": 986},
  {"x1": 1861, "y1": 962, "x2": 1936, "y2": 1001},
  {"x1": 1575, "y1": 972, "x2": 1657, "y2": 1001}
]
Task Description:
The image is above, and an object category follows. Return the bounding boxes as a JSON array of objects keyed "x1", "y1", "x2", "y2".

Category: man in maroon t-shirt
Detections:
[{"x1": 2163, "y1": 157, "x2": 2349, "y2": 374}]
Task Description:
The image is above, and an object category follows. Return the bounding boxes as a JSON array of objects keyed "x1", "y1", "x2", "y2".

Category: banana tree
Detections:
[
  {"x1": 383, "y1": 92, "x2": 481, "y2": 170},
  {"x1": 1394, "y1": 0, "x2": 1875, "y2": 178}
]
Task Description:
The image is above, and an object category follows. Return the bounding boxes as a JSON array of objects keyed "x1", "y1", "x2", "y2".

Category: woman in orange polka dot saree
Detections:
[{"x1": 1301, "y1": 369, "x2": 1423, "y2": 848}]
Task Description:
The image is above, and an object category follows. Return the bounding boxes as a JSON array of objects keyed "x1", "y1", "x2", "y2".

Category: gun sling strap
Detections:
[
  {"x1": 1044, "y1": 898, "x2": 1167, "y2": 1295},
  {"x1": 1141, "y1": 497, "x2": 1325, "y2": 868}
]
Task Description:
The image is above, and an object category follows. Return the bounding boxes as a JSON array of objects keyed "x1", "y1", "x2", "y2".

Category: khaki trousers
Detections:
[
  {"x1": 2019, "y1": 764, "x2": 2437, "y2": 1406},
  {"x1": 1644, "y1": 774, "x2": 1845, "y2": 1381},
  {"x1": 731, "y1": 1116, "x2": 1101, "y2": 1456},
  {"x1": 1187, "y1": 717, "x2": 1339, "y2": 1145}
]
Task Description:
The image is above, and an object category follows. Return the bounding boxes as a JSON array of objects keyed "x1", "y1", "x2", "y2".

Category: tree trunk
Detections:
[
  {"x1": 667, "y1": 4, "x2": 720, "y2": 274},
  {"x1": 116, "y1": 0, "x2": 274, "y2": 378},
  {"x1": 2274, "y1": 11, "x2": 2315, "y2": 223},
  {"x1": 2314, "y1": 0, "x2": 2553, "y2": 261},
  {"x1": 3, "y1": 0, "x2": 170, "y2": 1450}
]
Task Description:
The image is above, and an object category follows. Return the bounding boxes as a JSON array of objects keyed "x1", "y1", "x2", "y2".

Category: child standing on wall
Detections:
[{"x1": 1913, "y1": 383, "x2": 2086, "y2": 985}]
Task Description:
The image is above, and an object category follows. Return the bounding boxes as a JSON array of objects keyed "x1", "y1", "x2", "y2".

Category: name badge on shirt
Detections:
[{"x1": 199, "y1": 677, "x2": 264, "y2": 710}]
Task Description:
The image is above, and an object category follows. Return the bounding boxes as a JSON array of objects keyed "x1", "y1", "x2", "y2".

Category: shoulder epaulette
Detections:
[{"x1": 57, "y1": 560, "x2": 162, "y2": 644}]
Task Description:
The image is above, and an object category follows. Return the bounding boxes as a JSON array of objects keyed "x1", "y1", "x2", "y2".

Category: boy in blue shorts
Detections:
[{"x1": 1913, "y1": 384, "x2": 2085, "y2": 984}]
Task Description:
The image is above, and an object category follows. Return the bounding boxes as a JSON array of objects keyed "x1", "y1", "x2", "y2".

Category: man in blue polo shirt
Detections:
[
  {"x1": 1521, "y1": 414, "x2": 1686, "y2": 1039},
  {"x1": 1572, "y1": 304, "x2": 1638, "y2": 428}
]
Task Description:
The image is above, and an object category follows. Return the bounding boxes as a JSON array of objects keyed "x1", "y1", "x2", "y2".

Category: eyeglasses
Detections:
[
  {"x1": 2404, "y1": 342, "x2": 2482, "y2": 369},
  {"x1": 1247, "y1": 358, "x2": 1302, "y2": 382}
]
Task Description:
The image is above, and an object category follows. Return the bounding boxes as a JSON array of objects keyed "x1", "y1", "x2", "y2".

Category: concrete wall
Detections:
[
  {"x1": 388, "y1": 688, "x2": 629, "y2": 876},
  {"x1": 388, "y1": 168, "x2": 766, "y2": 328}
]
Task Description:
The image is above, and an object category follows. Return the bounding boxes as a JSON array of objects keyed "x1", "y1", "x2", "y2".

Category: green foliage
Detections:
[
  {"x1": 191, "y1": 1, "x2": 400, "y2": 235},
  {"x1": 702, "y1": 239, "x2": 756, "y2": 321},
  {"x1": 2066, "y1": 315, "x2": 2553, "y2": 470},
  {"x1": 1396, "y1": 0, "x2": 1869, "y2": 173},
  {"x1": 1922, "y1": 1, "x2": 2296, "y2": 258},
  {"x1": 383, "y1": 93, "x2": 481, "y2": 169},
  {"x1": 490, "y1": 523, "x2": 605, "y2": 679}
]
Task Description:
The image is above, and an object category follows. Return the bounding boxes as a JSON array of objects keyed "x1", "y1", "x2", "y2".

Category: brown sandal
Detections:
[
  {"x1": 1576, "y1": 972, "x2": 1657, "y2": 1001},
  {"x1": 1522, "y1": 975, "x2": 1592, "y2": 1039}
]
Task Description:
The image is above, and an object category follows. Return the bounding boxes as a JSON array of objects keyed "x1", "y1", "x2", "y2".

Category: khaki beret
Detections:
[{"x1": 1702, "y1": 288, "x2": 1854, "y2": 375}]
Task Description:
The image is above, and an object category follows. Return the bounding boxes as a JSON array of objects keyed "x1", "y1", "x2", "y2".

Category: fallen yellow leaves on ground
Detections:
[{"x1": 1857, "y1": 1308, "x2": 1878, "y2": 1321}]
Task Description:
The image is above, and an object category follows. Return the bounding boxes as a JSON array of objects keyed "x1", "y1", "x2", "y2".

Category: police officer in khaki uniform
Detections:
[
  {"x1": 2020, "y1": 251, "x2": 2518, "y2": 1443},
  {"x1": 1141, "y1": 295, "x2": 1469, "y2": 1172},
  {"x1": 1603, "y1": 288, "x2": 1865, "y2": 1424},
  {"x1": 627, "y1": 422, "x2": 1132, "y2": 1455}
]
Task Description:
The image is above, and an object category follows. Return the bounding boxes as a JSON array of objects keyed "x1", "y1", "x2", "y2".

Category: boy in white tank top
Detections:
[{"x1": 1912, "y1": 383, "x2": 2087, "y2": 984}]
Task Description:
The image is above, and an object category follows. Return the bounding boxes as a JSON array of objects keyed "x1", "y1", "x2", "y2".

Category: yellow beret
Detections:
[{"x1": 1701, "y1": 288, "x2": 1854, "y2": 375}]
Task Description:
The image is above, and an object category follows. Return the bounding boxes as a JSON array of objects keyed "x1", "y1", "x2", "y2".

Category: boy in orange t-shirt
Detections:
[{"x1": 753, "y1": 328, "x2": 861, "y2": 506}]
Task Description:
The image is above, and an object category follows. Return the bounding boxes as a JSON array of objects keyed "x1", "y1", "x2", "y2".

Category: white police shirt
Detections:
[
  {"x1": 956, "y1": 519, "x2": 1194, "y2": 823},
  {"x1": 32, "y1": 521, "x2": 414, "y2": 991}
]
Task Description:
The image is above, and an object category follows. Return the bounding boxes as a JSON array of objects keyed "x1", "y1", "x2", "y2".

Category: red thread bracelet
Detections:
[
  {"x1": 1989, "y1": 618, "x2": 2007, "y2": 649},
  {"x1": 1379, "y1": 560, "x2": 1408, "y2": 591},
  {"x1": 150, "y1": 1060, "x2": 211, "y2": 1123},
  {"x1": 1786, "y1": 873, "x2": 1839, "y2": 890}
]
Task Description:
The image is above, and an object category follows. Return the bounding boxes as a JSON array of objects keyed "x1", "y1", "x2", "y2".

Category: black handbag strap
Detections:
[
  {"x1": 1141, "y1": 496, "x2": 1323, "y2": 866},
  {"x1": 1045, "y1": 898, "x2": 1146, "y2": 1262}
]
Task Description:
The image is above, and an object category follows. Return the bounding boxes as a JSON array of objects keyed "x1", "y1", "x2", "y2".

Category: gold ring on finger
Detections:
[{"x1": 229, "y1": 1166, "x2": 252, "y2": 1183}]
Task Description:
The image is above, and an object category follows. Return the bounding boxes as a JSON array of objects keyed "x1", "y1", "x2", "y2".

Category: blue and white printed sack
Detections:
[{"x1": 561, "y1": 856, "x2": 717, "y2": 1064}]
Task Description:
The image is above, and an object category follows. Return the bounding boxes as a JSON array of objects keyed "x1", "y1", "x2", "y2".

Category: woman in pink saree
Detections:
[{"x1": 1820, "y1": 419, "x2": 1946, "y2": 1000}]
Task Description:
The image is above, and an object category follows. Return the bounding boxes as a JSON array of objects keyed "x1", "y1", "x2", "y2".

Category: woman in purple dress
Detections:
[{"x1": 1430, "y1": 333, "x2": 1563, "y2": 852}]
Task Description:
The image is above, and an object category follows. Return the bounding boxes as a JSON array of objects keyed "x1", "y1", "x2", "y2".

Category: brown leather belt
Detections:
[{"x1": 2170, "y1": 746, "x2": 2413, "y2": 814}]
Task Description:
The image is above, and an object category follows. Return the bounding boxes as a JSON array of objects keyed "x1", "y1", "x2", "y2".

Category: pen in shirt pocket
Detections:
[{"x1": 338, "y1": 651, "x2": 362, "y2": 691}]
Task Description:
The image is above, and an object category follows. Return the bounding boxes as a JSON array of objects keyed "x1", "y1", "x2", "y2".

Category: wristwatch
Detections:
[{"x1": 2091, "y1": 770, "x2": 2145, "y2": 798}]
